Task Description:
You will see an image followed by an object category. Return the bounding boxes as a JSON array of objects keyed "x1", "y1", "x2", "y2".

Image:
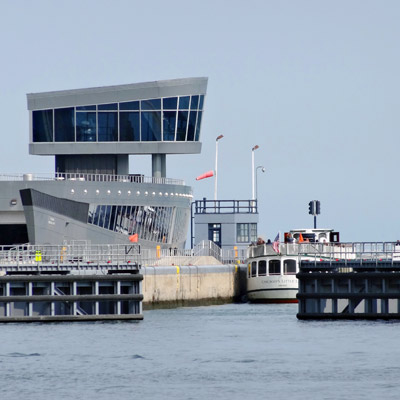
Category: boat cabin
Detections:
[{"x1": 285, "y1": 228, "x2": 339, "y2": 244}]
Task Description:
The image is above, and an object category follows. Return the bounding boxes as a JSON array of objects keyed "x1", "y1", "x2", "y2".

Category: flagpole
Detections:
[
  {"x1": 214, "y1": 134, "x2": 224, "y2": 200},
  {"x1": 251, "y1": 145, "x2": 259, "y2": 212}
]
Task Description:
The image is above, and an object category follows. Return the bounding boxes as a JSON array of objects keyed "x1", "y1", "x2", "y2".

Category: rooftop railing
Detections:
[
  {"x1": 0, "y1": 173, "x2": 185, "y2": 186},
  {"x1": 193, "y1": 199, "x2": 258, "y2": 214}
]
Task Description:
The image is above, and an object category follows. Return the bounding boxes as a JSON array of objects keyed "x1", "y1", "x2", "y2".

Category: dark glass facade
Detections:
[
  {"x1": 32, "y1": 95, "x2": 205, "y2": 143},
  {"x1": 33, "y1": 110, "x2": 53, "y2": 142},
  {"x1": 87, "y1": 203, "x2": 187, "y2": 244}
]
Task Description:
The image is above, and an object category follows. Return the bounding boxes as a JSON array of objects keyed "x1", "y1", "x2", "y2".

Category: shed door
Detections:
[{"x1": 208, "y1": 223, "x2": 221, "y2": 247}]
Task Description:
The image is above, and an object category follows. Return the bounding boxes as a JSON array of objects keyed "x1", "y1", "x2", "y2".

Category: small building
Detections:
[{"x1": 192, "y1": 198, "x2": 259, "y2": 251}]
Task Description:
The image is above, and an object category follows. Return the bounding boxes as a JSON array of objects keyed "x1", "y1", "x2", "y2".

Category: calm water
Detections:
[{"x1": 0, "y1": 303, "x2": 399, "y2": 400}]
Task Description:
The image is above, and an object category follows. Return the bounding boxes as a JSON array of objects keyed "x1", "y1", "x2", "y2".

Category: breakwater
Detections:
[{"x1": 141, "y1": 264, "x2": 247, "y2": 309}]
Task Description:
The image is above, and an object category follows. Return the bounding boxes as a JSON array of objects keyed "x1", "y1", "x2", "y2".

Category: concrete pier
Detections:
[{"x1": 142, "y1": 264, "x2": 246, "y2": 309}]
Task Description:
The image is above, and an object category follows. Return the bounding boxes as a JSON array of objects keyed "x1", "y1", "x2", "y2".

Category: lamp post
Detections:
[
  {"x1": 251, "y1": 145, "x2": 259, "y2": 201},
  {"x1": 255, "y1": 165, "x2": 266, "y2": 201},
  {"x1": 214, "y1": 134, "x2": 224, "y2": 200}
]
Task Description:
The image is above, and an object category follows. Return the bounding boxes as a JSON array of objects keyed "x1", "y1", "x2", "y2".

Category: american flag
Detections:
[{"x1": 272, "y1": 233, "x2": 280, "y2": 253}]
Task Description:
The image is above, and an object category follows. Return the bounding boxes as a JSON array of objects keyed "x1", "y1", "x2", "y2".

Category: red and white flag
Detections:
[{"x1": 272, "y1": 233, "x2": 280, "y2": 253}]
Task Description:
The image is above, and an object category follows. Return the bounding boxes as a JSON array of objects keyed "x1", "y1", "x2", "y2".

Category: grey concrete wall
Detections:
[{"x1": 141, "y1": 264, "x2": 247, "y2": 308}]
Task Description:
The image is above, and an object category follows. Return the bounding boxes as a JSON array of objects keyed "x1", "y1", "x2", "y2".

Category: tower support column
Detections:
[{"x1": 152, "y1": 154, "x2": 166, "y2": 179}]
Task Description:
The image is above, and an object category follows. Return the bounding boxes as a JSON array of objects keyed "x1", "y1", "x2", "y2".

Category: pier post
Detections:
[
  {"x1": 5, "y1": 282, "x2": 10, "y2": 317},
  {"x1": 116, "y1": 281, "x2": 121, "y2": 315},
  {"x1": 94, "y1": 281, "x2": 99, "y2": 315},
  {"x1": 28, "y1": 282, "x2": 33, "y2": 317},
  {"x1": 51, "y1": 282, "x2": 55, "y2": 316}
]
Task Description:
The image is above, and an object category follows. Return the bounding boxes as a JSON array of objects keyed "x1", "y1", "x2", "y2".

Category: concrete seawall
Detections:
[{"x1": 141, "y1": 264, "x2": 247, "y2": 309}]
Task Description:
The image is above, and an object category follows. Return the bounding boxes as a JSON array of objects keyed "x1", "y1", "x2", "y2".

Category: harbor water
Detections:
[{"x1": 0, "y1": 303, "x2": 399, "y2": 400}]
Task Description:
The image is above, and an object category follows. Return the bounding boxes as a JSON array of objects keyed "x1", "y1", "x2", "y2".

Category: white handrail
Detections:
[{"x1": 0, "y1": 173, "x2": 186, "y2": 186}]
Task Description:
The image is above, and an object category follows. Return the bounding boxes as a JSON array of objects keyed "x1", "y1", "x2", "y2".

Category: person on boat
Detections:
[
  {"x1": 286, "y1": 233, "x2": 294, "y2": 243},
  {"x1": 256, "y1": 237, "x2": 265, "y2": 245}
]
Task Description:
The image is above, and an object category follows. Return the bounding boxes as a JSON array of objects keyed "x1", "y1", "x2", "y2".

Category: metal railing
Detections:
[
  {"x1": 298, "y1": 242, "x2": 400, "y2": 266},
  {"x1": 193, "y1": 199, "x2": 258, "y2": 214},
  {"x1": 0, "y1": 243, "x2": 142, "y2": 270},
  {"x1": 0, "y1": 173, "x2": 185, "y2": 186},
  {"x1": 0, "y1": 241, "x2": 246, "y2": 270},
  {"x1": 137, "y1": 241, "x2": 246, "y2": 266}
]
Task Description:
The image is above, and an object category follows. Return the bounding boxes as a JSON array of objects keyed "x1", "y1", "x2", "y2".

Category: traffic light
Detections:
[
  {"x1": 308, "y1": 201, "x2": 314, "y2": 215},
  {"x1": 316, "y1": 201, "x2": 321, "y2": 215}
]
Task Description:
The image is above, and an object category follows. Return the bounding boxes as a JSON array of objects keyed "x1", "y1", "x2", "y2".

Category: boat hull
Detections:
[
  {"x1": 247, "y1": 277, "x2": 298, "y2": 303},
  {"x1": 246, "y1": 256, "x2": 299, "y2": 303}
]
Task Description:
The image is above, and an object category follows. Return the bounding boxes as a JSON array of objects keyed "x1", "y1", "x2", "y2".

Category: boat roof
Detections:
[{"x1": 289, "y1": 228, "x2": 334, "y2": 233}]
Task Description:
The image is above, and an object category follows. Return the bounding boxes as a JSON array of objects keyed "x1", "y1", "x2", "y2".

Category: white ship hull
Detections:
[
  {"x1": 246, "y1": 228, "x2": 343, "y2": 303},
  {"x1": 247, "y1": 275, "x2": 298, "y2": 302}
]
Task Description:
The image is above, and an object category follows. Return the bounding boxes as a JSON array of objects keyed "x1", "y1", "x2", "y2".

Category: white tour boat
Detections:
[{"x1": 246, "y1": 228, "x2": 340, "y2": 303}]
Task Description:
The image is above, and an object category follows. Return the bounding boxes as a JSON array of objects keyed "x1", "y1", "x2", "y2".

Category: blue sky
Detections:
[{"x1": 1, "y1": 0, "x2": 400, "y2": 241}]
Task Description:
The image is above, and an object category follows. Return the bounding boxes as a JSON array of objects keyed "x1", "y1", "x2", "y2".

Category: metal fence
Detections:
[
  {"x1": 298, "y1": 242, "x2": 400, "y2": 264},
  {"x1": 0, "y1": 173, "x2": 185, "y2": 186},
  {"x1": 193, "y1": 199, "x2": 258, "y2": 214},
  {"x1": 0, "y1": 240, "x2": 246, "y2": 270}
]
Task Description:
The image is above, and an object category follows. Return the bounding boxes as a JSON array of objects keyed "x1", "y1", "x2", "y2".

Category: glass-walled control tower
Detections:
[
  {"x1": 28, "y1": 77, "x2": 208, "y2": 178},
  {"x1": 0, "y1": 78, "x2": 207, "y2": 247}
]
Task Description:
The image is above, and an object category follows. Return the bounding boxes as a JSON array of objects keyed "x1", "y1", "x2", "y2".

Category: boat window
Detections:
[
  {"x1": 251, "y1": 261, "x2": 257, "y2": 277},
  {"x1": 258, "y1": 260, "x2": 266, "y2": 276},
  {"x1": 330, "y1": 232, "x2": 340, "y2": 242},
  {"x1": 293, "y1": 233, "x2": 315, "y2": 243},
  {"x1": 284, "y1": 259, "x2": 296, "y2": 275},
  {"x1": 269, "y1": 259, "x2": 280, "y2": 275}
]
